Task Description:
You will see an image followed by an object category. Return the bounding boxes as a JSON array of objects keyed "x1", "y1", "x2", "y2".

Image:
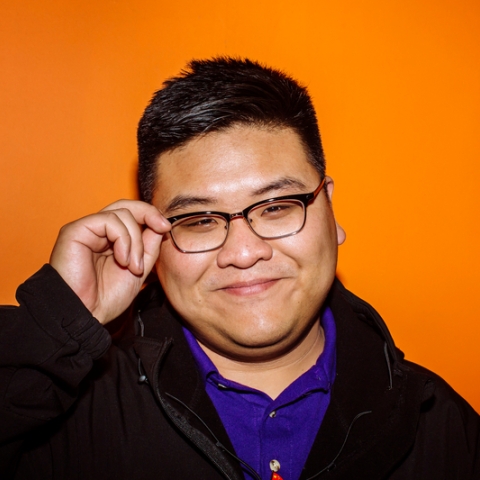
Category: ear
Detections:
[{"x1": 324, "y1": 176, "x2": 346, "y2": 245}]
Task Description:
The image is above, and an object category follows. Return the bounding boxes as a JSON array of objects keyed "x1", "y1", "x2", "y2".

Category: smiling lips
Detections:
[{"x1": 220, "y1": 278, "x2": 280, "y2": 296}]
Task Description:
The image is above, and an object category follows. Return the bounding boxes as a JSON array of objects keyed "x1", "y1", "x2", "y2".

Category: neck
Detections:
[{"x1": 198, "y1": 321, "x2": 324, "y2": 400}]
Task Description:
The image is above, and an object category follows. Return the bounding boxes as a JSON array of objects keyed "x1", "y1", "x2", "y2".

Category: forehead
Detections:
[{"x1": 152, "y1": 126, "x2": 319, "y2": 210}]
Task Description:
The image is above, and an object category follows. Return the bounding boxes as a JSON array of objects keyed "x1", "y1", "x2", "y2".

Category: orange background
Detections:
[{"x1": 1, "y1": 1, "x2": 479, "y2": 411}]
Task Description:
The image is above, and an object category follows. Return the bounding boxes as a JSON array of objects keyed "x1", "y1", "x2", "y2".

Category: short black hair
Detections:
[{"x1": 137, "y1": 57, "x2": 325, "y2": 203}]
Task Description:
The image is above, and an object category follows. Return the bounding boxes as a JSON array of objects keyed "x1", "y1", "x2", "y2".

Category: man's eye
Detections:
[
  {"x1": 260, "y1": 203, "x2": 293, "y2": 217},
  {"x1": 180, "y1": 217, "x2": 219, "y2": 229}
]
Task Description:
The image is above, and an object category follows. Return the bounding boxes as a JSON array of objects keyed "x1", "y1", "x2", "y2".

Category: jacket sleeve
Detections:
[
  {"x1": 0, "y1": 265, "x2": 111, "y2": 469},
  {"x1": 397, "y1": 361, "x2": 480, "y2": 479}
]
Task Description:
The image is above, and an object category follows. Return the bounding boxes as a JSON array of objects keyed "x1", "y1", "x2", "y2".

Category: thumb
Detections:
[{"x1": 141, "y1": 227, "x2": 164, "y2": 281}]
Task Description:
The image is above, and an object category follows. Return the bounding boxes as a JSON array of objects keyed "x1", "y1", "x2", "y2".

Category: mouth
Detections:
[{"x1": 219, "y1": 278, "x2": 280, "y2": 296}]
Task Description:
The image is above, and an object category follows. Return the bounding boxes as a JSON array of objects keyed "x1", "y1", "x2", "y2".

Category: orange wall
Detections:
[{"x1": 1, "y1": 0, "x2": 479, "y2": 411}]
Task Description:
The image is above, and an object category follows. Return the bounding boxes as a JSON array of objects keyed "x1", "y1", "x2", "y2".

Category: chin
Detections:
[{"x1": 220, "y1": 326, "x2": 304, "y2": 360}]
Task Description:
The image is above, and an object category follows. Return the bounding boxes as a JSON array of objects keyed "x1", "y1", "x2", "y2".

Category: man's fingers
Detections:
[
  {"x1": 101, "y1": 209, "x2": 144, "y2": 274},
  {"x1": 53, "y1": 210, "x2": 138, "y2": 274},
  {"x1": 100, "y1": 202, "x2": 171, "y2": 275},
  {"x1": 51, "y1": 200, "x2": 171, "y2": 295},
  {"x1": 101, "y1": 200, "x2": 171, "y2": 234}
]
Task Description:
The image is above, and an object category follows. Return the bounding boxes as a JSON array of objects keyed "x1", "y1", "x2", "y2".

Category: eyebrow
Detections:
[
  {"x1": 164, "y1": 176, "x2": 309, "y2": 215},
  {"x1": 164, "y1": 195, "x2": 217, "y2": 215},
  {"x1": 251, "y1": 177, "x2": 308, "y2": 196}
]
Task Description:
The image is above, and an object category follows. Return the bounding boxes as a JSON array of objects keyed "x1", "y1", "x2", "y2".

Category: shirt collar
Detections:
[{"x1": 183, "y1": 306, "x2": 336, "y2": 396}]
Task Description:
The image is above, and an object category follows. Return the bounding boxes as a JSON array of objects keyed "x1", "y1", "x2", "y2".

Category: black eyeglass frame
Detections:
[{"x1": 166, "y1": 178, "x2": 326, "y2": 253}]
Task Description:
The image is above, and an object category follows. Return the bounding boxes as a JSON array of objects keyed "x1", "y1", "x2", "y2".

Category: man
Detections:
[{"x1": 0, "y1": 58, "x2": 478, "y2": 479}]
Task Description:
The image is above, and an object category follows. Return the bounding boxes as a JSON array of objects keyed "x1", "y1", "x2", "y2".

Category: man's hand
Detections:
[{"x1": 50, "y1": 200, "x2": 171, "y2": 324}]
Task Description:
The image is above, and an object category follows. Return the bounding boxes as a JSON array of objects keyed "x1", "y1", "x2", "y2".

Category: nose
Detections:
[{"x1": 216, "y1": 216, "x2": 273, "y2": 269}]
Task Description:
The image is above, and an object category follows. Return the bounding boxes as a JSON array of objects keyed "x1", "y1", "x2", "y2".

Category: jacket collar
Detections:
[
  {"x1": 132, "y1": 286, "x2": 246, "y2": 480},
  {"x1": 301, "y1": 279, "x2": 434, "y2": 479}
]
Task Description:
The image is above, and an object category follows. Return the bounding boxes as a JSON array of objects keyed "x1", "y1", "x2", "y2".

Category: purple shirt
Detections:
[{"x1": 183, "y1": 307, "x2": 336, "y2": 480}]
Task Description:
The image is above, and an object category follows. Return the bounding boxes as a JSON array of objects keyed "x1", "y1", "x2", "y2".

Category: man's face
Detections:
[{"x1": 153, "y1": 125, "x2": 344, "y2": 361}]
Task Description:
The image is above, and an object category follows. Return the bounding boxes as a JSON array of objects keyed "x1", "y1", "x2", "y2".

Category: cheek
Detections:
[
  {"x1": 282, "y1": 212, "x2": 338, "y2": 265},
  {"x1": 156, "y1": 241, "x2": 211, "y2": 300},
  {"x1": 278, "y1": 211, "x2": 339, "y2": 296}
]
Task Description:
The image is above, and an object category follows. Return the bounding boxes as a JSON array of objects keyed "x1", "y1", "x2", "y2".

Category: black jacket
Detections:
[{"x1": 0, "y1": 265, "x2": 479, "y2": 479}]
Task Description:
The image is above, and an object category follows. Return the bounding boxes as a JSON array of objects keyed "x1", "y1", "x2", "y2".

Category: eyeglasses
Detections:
[{"x1": 166, "y1": 178, "x2": 325, "y2": 253}]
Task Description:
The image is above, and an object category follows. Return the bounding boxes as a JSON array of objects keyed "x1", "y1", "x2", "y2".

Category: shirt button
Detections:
[
  {"x1": 269, "y1": 410, "x2": 276, "y2": 418},
  {"x1": 270, "y1": 459, "x2": 281, "y2": 472}
]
